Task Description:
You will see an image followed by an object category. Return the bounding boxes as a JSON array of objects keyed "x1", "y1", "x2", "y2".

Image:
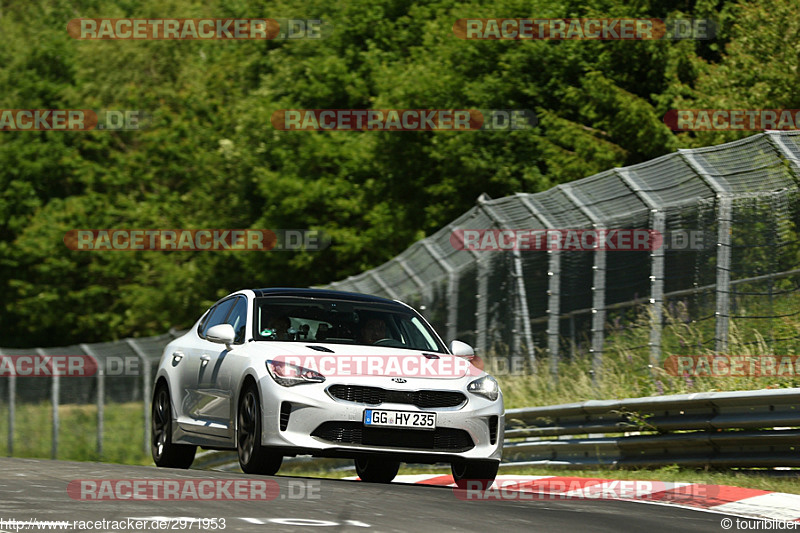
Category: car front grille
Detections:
[
  {"x1": 311, "y1": 421, "x2": 474, "y2": 452},
  {"x1": 327, "y1": 385, "x2": 466, "y2": 408}
]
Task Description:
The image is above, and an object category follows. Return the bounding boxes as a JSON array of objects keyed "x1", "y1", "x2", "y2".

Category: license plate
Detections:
[{"x1": 364, "y1": 409, "x2": 436, "y2": 430}]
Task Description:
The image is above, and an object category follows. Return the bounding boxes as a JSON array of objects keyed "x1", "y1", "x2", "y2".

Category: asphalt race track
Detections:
[{"x1": 0, "y1": 458, "x2": 761, "y2": 532}]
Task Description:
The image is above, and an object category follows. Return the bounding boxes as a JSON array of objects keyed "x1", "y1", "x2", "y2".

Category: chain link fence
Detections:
[
  {"x1": 0, "y1": 331, "x2": 184, "y2": 460},
  {"x1": 4, "y1": 131, "x2": 800, "y2": 462},
  {"x1": 324, "y1": 131, "x2": 800, "y2": 379}
]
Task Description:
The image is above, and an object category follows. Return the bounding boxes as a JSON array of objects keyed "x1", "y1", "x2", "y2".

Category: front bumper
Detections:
[{"x1": 257, "y1": 375, "x2": 504, "y2": 463}]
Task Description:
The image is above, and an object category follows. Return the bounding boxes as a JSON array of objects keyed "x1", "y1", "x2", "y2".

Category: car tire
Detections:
[
  {"x1": 451, "y1": 459, "x2": 498, "y2": 490},
  {"x1": 355, "y1": 456, "x2": 400, "y2": 483},
  {"x1": 151, "y1": 383, "x2": 197, "y2": 469},
  {"x1": 237, "y1": 382, "x2": 283, "y2": 475}
]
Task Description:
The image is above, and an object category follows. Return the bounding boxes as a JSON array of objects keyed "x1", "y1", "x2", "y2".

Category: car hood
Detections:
[{"x1": 246, "y1": 341, "x2": 481, "y2": 380}]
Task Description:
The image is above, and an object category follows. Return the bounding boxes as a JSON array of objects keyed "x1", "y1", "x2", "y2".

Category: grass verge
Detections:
[{"x1": 0, "y1": 401, "x2": 152, "y2": 466}]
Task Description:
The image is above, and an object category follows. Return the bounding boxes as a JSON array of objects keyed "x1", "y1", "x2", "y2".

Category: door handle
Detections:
[
  {"x1": 172, "y1": 351, "x2": 184, "y2": 362},
  {"x1": 200, "y1": 354, "x2": 211, "y2": 365}
]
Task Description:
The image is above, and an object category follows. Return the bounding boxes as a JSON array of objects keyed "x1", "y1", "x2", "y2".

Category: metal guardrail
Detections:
[
  {"x1": 196, "y1": 388, "x2": 800, "y2": 472},
  {"x1": 504, "y1": 388, "x2": 800, "y2": 468}
]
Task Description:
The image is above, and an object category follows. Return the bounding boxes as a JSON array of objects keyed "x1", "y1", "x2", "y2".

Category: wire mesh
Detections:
[{"x1": 323, "y1": 131, "x2": 800, "y2": 376}]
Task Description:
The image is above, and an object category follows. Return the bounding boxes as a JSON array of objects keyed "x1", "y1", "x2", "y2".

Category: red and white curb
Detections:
[{"x1": 347, "y1": 474, "x2": 800, "y2": 522}]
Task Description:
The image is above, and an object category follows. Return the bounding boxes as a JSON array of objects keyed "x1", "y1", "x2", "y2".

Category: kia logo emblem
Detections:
[{"x1": 391, "y1": 378, "x2": 407, "y2": 383}]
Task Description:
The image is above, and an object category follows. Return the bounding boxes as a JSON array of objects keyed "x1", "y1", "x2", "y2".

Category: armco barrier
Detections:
[
  {"x1": 198, "y1": 388, "x2": 800, "y2": 472},
  {"x1": 503, "y1": 388, "x2": 800, "y2": 468}
]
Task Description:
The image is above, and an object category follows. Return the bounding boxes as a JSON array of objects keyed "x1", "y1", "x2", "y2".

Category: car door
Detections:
[
  {"x1": 170, "y1": 308, "x2": 211, "y2": 431},
  {"x1": 178, "y1": 297, "x2": 237, "y2": 439},
  {"x1": 194, "y1": 295, "x2": 248, "y2": 440}
]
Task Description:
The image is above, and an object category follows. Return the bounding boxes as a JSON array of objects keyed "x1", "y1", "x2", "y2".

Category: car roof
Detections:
[{"x1": 250, "y1": 287, "x2": 402, "y2": 306}]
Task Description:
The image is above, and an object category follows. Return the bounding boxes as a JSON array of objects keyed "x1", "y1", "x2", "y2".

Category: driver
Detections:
[
  {"x1": 359, "y1": 318, "x2": 387, "y2": 344},
  {"x1": 263, "y1": 315, "x2": 291, "y2": 340}
]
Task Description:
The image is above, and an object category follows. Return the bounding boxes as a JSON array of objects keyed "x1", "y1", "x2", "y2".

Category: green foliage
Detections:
[{"x1": 0, "y1": 0, "x2": 793, "y2": 346}]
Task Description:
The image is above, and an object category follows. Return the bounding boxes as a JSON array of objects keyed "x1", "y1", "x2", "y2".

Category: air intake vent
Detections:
[
  {"x1": 280, "y1": 402, "x2": 292, "y2": 431},
  {"x1": 311, "y1": 421, "x2": 474, "y2": 452},
  {"x1": 488, "y1": 415, "x2": 498, "y2": 445}
]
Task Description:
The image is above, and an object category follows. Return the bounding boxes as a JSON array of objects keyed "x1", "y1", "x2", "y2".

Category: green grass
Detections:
[
  {"x1": 0, "y1": 402, "x2": 152, "y2": 465},
  {"x1": 494, "y1": 296, "x2": 800, "y2": 409}
]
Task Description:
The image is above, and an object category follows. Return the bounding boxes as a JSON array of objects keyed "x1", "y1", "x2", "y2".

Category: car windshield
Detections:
[{"x1": 253, "y1": 297, "x2": 445, "y2": 352}]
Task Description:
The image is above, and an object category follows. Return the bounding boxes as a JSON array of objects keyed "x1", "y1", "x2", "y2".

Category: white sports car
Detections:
[{"x1": 151, "y1": 288, "x2": 503, "y2": 486}]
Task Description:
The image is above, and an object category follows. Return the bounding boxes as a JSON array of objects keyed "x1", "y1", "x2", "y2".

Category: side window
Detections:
[
  {"x1": 196, "y1": 308, "x2": 212, "y2": 336},
  {"x1": 200, "y1": 298, "x2": 236, "y2": 338},
  {"x1": 224, "y1": 297, "x2": 248, "y2": 344}
]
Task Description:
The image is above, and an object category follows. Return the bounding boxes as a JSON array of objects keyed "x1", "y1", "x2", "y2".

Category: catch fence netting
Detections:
[{"x1": 324, "y1": 131, "x2": 800, "y2": 378}]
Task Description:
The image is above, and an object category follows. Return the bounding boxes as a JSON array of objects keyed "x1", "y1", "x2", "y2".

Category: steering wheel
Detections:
[{"x1": 374, "y1": 338, "x2": 404, "y2": 347}]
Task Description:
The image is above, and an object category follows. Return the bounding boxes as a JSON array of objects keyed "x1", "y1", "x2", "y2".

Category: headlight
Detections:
[
  {"x1": 266, "y1": 360, "x2": 325, "y2": 387},
  {"x1": 467, "y1": 375, "x2": 499, "y2": 401}
]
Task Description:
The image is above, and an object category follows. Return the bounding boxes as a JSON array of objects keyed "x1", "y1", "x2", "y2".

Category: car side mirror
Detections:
[
  {"x1": 450, "y1": 340, "x2": 475, "y2": 359},
  {"x1": 207, "y1": 324, "x2": 236, "y2": 349}
]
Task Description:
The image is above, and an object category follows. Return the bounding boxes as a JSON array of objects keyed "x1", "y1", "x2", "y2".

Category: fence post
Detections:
[
  {"x1": 561, "y1": 185, "x2": 608, "y2": 384},
  {"x1": 475, "y1": 253, "x2": 490, "y2": 357},
  {"x1": 38, "y1": 348, "x2": 58, "y2": 460},
  {"x1": 477, "y1": 199, "x2": 536, "y2": 371},
  {"x1": 446, "y1": 273, "x2": 459, "y2": 345},
  {"x1": 80, "y1": 344, "x2": 103, "y2": 459},
  {"x1": 126, "y1": 338, "x2": 152, "y2": 456},
  {"x1": 680, "y1": 150, "x2": 733, "y2": 353},
  {"x1": 649, "y1": 210, "x2": 666, "y2": 369},
  {"x1": 0, "y1": 348, "x2": 13, "y2": 456},
  {"x1": 767, "y1": 131, "x2": 800, "y2": 177},
  {"x1": 714, "y1": 196, "x2": 732, "y2": 353},
  {"x1": 518, "y1": 194, "x2": 561, "y2": 380},
  {"x1": 8, "y1": 373, "x2": 14, "y2": 457},
  {"x1": 617, "y1": 168, "x2": 668, "y2": 369}
]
